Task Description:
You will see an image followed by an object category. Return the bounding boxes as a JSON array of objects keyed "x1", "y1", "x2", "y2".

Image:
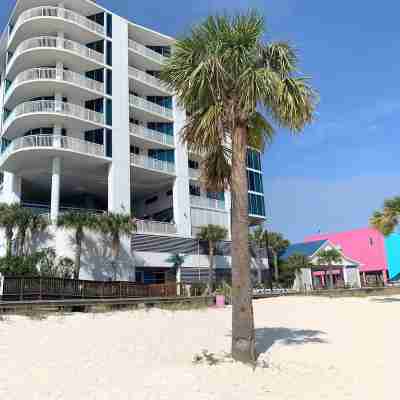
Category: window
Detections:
[
  {"x1": 189, "y1": 184, "x2": 201, "y2": 196},
  {"x1": 188, "y1": 159, "x2": 199, "y2": 169},
  {"x1": 148, "y1": 149, "x2": 174, "y2": 163},
  {"x1": 86, "y1": 69, "x2": 104, "y2": 83},
  {"x1": 106, "y1": 99, "x2": 112, "y2": 125},
  {"x1": 207, "y1": 191, "x2": 225, "y2": 201},
  {"x1": 130, "y1": 118, "x2": 139, "y2": 125},
  {"x1": 146, "y1": 70, "x2": 161, "y2": 79},
  {"x1": 106, "y1": 41, "x2": 112, "y2": 66},
  {"x1": 85, "y1": 129, "x2": 104, "y2": 145},
  {"x1": 166, "y1": 189, "x2": 173, "y2": 197},
  {"x1": 87, "y1": 12, "x2": 104, "y2": 26},
  {"x1": 247, "y1": 149, "x2": 261, "y2": 171},
  {"x1": 23, "y1": 127, "x2": 59, "y2": 136},
  {"x1": 106, "y1": 129, "x2": 112, "y2": 157},
  {"x1": 85, "y1": 98, "x2": 104, "y2": 113},
  {"x1": 248, "y1": 193, "x2": 265, "y2": 216},
  {"x1": 147, "y1": 122, "x2": 173, "y2": 136},
  {"x1": 130, "y1": 146, "x2": 140, "y2": 155},
  {"x1": 247, "y1": 170, "x2": 263, "y2": 193},
  {"x1": 106, "y1": 69, "x2": 112, "y2": 95},
  {"x1": 369, "y1": 237, "x2": 374, "y2": 246},
  {"x1": 87, "y1": 40, "x2": 104, "y2": 54},
  {"x1": 145, "y1": 196, "x2": 158, "y2": 205},
  {"x1": 106, "y1": 13, "x2": 112, "y2": 38},
  {"x1": 146, "y1": 46, "x2": 171, "y2": 58},
  {"x1": 147, "y1": 96, "x2": 172, "y2": 110}
]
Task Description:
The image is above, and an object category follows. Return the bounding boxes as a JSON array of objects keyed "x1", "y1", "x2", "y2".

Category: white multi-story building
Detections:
[{"x1": 0, "y1": 0, "x2": 267, "y2": 284}]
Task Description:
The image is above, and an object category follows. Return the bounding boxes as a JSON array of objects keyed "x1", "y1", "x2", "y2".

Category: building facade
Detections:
[{"x1": 0, "y1": 0, "x2": 267, "y2": 282}]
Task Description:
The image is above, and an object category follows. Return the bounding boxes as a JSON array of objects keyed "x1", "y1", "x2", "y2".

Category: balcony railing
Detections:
[
  {"x1": 136, "y1": 219, "x2": 177, "y2": 235},
  {"x1": 6, "y1": 68, "x2": 104, "y2": 98},
  {"x1": 129, "y1": 94, "x2": 173, "y2": 120},
  {"x1": 190, "y1": 195, "x2": 226, "y2": 211},
  {"x1": 130, "y1": 153, "x2": 175, "y2": 174},
  {"x1": 8, "y1": 36, "x2": 104, "y2": 67},
  {"x1": 129, "y1": 123, "x2": 174, "y2": 147},
  {"x1": 3, "y1": 100, "x2": 105, "y2": 132},
  {"x1": 189, "y1": 168, "x2": 201, "y2": 180},
  {"x1": 0, "y1": 135, "x2": 105, "y2": 163},
  {"x1": 128, "y1": 39, "x2": 166, "y2": 64},
  {"x1": 10, "y1": 6, "x2": 104, "y2": 39},
  {"x1": 128, "y1": 66, "x2": 170, "y2": 93}
]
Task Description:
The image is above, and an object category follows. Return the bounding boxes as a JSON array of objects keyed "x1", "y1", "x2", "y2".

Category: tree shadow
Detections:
[
  {"x1": 255, "y1": 327, "x2": 328, "y2": 354},
  {"x1": 371, "y1": 297, "x2": 400, "y2": 303}
]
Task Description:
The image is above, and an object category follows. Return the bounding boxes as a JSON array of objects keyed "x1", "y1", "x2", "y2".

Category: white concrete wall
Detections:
[{"x1": 135, "y1": 189, "x2": 173, "y2": 218}]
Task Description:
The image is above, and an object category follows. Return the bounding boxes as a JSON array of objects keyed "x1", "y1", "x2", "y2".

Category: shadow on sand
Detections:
[
  {"x1": 255, "y1": 327, "x2": 327, "y2": 354},
  {"x1": 371, "y1": 297, "x2": 400, "y2": 303}
]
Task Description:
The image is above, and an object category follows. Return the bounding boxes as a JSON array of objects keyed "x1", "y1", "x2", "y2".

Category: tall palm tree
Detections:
[
  {"x1": 96, "y1": 212, "x2": 136, "y2": 280},
  {"x1": 370, "y1": 196, "x2": 400, "y2": 236},
  {"x1": 0, "y1": 203, "x2": 21, "y2": 257},
  {"x1": 286, "y1": 253, "x2": 312, "y2": 291},
  {"x1": 197, "y1": 224, "x2": 228, "y2": 293},
  {"x1": 268, "y1": 231, "x2": 290, "y2": 281},
  {"x1": 162, "y1": 11, "x2": 316, "y2": 363},
  {"x1": 57, "y1": 212, "x2": 97, "y2": 279},
  {"x1": 317, "y1": 248, "x2": 342, "y2": 289}
]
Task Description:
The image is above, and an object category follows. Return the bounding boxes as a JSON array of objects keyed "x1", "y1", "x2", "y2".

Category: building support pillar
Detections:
[
  {"x1": 50, "y1": 157, "x2": 61, "y2": 222},
  {"x1": 382, "y1": 270, "x2": 388, "y2": 285},
  {"x1": 3, "y1": 172, "x2": 21, "y2": 204}
]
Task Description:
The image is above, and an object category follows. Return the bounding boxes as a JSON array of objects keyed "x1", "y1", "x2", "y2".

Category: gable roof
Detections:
[{"x1": 280, "y1": 240, "x2": 327, "y2": 261}]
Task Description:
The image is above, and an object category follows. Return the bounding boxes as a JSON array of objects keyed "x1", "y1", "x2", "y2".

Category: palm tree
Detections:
[
  {"x1": 268, "y1": 231, "x2": 290, "y2": 281},
  {"x1": 0, "y1": 203, "x2": 21, "y2": 257},
  {"x1": 166, "y1": 253, "x2": 186, "y2": 290},
  {"x1": 286, "y1": 253, "x2": 312, "y2": 291},
  {"x1": 370, "y1": 196, "x2": 400, "y2": 236},
  {"x1": 197, "y1": 224, "x2": 228, "y2": 293},
  {"x1": 15, "y1": 207, "x2": 34, "y2": 256},
  {"x1": 28, "y1": 214, "x2": 49, "y2": 254},
  {"x1": 162, "y1": 11, "x2": 316, "y2": 363},
  {"x1": 96, "y1": 212, "x2": 136, "y2": 280},
  {"x1": 317, "y1": 248, "x2": 342, "y2": 289},
  {"x1": 57, "y1": 212, "x2": 97, "y2": 279}
]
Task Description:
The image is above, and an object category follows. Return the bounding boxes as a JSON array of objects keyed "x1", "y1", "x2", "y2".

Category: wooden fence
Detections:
[{"x1": 1, "y1": 277, "x2": 189, "y2": 301}]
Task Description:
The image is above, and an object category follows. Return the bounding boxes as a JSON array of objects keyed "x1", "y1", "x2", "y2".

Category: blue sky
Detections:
[{"x1": 2, "y1": 0, "x2": 400, "y2": 241}]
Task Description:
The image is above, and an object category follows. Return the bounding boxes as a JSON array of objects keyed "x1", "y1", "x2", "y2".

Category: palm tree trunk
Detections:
[
  {"x1": 273, "y1": 251, "x2": 279, "y2": 281},
  {"x1": 74, "y1": 229, "x2": 83, "y2": 280},
  {"x1": 19, "y1": 229, "x2": 27, "y2": 257},
  {"x1": 6, "y1": 227, "x2": 13, "y2": 257},
  {"x1": 208, "y1": 240, "x2": 214, "y2": 294},
  {"x1": 112, "y1": 235, "x2": 119, "y2": 281},
  {"x1": 231, "y1": 124, "x2": 256, "y2": 364},
  {"x1": 329, "y1": 265, "x2": 334, "y2": 289}
]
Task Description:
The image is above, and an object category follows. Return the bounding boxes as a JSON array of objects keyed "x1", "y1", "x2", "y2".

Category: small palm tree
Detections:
[
  {"x1": 166, "y1": 253, "x2": 186, "y2": 286},
  {"x1": 96, "y1": 212, "x2": 136, "y2": 280},
  {"x1": 370, "y1": 196, "x2": 400, "y2": 235},
  {"x1": 317, "y1": 248, "x2": 342, "y2": 289},
  {"x1": 0, "y1": 203, "x2": 21, "y2": 257},
  {"x1": 57, "y1": 212, "x2": 97, "y2": 279},
  {"x1": 197, "y1": 224, "x2": 228, "y2": 293},
  {"x1": 162, "y1": 11, "x2": 316, "y2": 363},
  {"x1": 286, "y1": 253, "x2": 312, "y2": 291},
  {"x1": 15, "y1": 207, "x2": 34, "y2": 256}
]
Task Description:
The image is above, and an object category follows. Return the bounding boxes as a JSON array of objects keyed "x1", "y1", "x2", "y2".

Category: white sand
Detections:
[{"x1": 0, "y1": 296, "x2": 398, "y2": 399}]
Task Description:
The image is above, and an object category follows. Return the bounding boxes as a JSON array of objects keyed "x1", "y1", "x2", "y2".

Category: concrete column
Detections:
[
  {"x1": 57, "y1": 32, "x2": 64, "y2": 48},
  {"x1": 382, "y1": 270, "x2": 388, "y2": 285},
  {"x1": 53, "y1": 124, "x2": 62, "y2": 147},
  {"x1": 56, "y1": 61, "x2": 64, "y2": 80},
  {"x1": 2, "y1": 172, "x2": 21, "y2": 204},
  {"x1": 50, "y1": 157, "x2": 61, "y2": 222},
  {"x1": 342, "y1": 265, "x2": 348, "y2": 286},
  {"x1": 362, "y1": 272, "x2": 367, "y2": 287}
]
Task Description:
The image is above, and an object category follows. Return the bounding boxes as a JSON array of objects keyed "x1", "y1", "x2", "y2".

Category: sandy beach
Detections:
[{"x1": 0, "y1": 296, "x2": 397, "y2": 399}]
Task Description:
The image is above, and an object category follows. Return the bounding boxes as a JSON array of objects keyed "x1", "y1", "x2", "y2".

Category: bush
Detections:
[
  {"x1": 190, "y1": 282, "x2": 208, "y2": 296},
  {"x1": 0, "y1": 254, "x2": 41, "y2": 276}
]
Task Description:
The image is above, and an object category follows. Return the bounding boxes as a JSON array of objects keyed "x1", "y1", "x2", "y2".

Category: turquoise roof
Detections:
[{"x1": 280, "y1": 240, "x2": 327, "y2": 261}]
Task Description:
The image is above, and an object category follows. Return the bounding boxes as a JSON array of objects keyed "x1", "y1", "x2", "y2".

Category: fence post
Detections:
[
  {"x1": 39, "y1": 277, "x2": 42, "y2": 300},
  {"x1": 20, "y1": 278, "x2": 24, "y2": 301},
  {"x1": 119, "y1": 281, "x2": 122, "y2": 298}
]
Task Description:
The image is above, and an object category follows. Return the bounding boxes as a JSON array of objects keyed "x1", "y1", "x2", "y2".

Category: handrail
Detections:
[
  {"x1": 8, "y1": 36, "x2": 104, "y2": 66},
  {"x1": 136, "y1": 219, "x2": 177, "y2": 235},
  {"x1": 10, "y1": 6, "x2": 104, "y2": 38},
  {"x1": 129, "y1": 123, "x2": 174, "y2": 146},
  {"x1": 130, "y1": 153, "x2": 175, "y2": 174},
  {"x1": 3, "y1": 100, "x2": 105, "y2": 131},
  {"x1": 128, "y1": 66, "x2": 170, "y2": 93},
  {"x1": 190, "y1": 195, "x2": 226, "y2": 211},
  {"x1": 6, "y1": 67, "x2": 104, "y2": 98},
  {"x1": 0, "y1": 135, "x2": 105, "y2": 162},
  {"x1": 129, "y1": 94, "x2": 173, "y2": 120},
  {"x1": 128, "y1": 39, "x2": 166, "y2": 64}
]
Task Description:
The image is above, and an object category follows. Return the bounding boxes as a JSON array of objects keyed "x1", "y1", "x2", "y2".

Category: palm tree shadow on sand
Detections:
[{"x1": 255, "y1": 327, "x2": 328, "y2": 354}]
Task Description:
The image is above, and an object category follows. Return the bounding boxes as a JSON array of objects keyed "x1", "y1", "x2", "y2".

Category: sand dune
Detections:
[{"x1": 0, "y1": 296, "x2": 397, "y2": 399}]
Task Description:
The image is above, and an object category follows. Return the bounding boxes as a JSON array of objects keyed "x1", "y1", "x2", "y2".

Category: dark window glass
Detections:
[
  {"x1": 147, "y1": 122, "x2": 173, "y2": 136},
  {"x1": 146, "y1": 46, "x2": 171, "y2": 58},
  {"x1": 146, "y1": 70, "x2": 161, "y2": 79},
  {"x1": 147, "y1": 96, "x2": 172, "y2": 110},
  {"x1": 87, "y1": 40, "x2": 104, "y2": 54},
  {"x1": 130, "y1": 146, "x2": 140, "y2": 155},
  {"x1": 247, "y1": 149, "x2": 262, "y2": 171},
  {"x1": 248, "y1": 193, "x2": 266, "y2": 216},
  {"x1": 207, "y1": 191, "x2": 225, "y2": 201},
  {"x1": 106, "y1": 129, "x2": 112, "y2": 157},
  {"x1": 145, "y1": 196, "x2": 158, "y2": 205},
  {"x1": 148, "y1": 149, "x2": 174, "y2": 163},
  {"x1": 166, "y1": 189, "x2": 173, "y2": 196},
  {"x1": 106, "y1": 69, "x2": 112, "y2": 95},
  {"x1": 188, "y1": 159, "x2": 199, "y2": 169},
  {"x1": 247, "y1": 170, "x2": 263, "y2": 193},
  {"x1": 85, "y1": 129, "x2": 104, "y2": 145},
  {"x1": 106, "y1": 14, "x2": 112, "y2": 38},
  {"x1": 189, "y1": 185, "x2": 201, "y2": 196},
  {"x1": 85, "y1": 98, "x2": 104, "y2": 113},
  {"x1": 106, "y1": 41, "x2": 112, "y2": 66},
  {"x1": 87, "y1": 12, "x2": 104, "y2": 26},
  {"x1": 86, "y1": 69, "x2": 104, "y2": 83},
  {"x1": 106, "y1": 99, "x2": 112, "y2": 125}
]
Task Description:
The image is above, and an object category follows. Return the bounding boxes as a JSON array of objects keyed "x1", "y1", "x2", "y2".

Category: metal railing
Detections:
[
  {"x1": 129, "y1": 94, "x2": 173, "y2": 120},
  {"x1": 136, "y1": 219, "x2": 178, "y2": 235},
  {"x1": 3, "y1": 100, "x2": 105, "y2": 131},
  {"x1": 6, "y1": 67, "x2": 104, "y2": 97},
  {"x1": 189, "y1": 168, "x2": 201, "y2": 179},
  {"x1": 128, "y1": 66, "x2": 170, "y2": 93},
  {"x1": 129, "y1": 123, "x2": 174, "y2": 147},
  {"x1": 130, "y1": 153, "x2": 175, "y2": 174},
  {"x1": 128, "y1": 39, "x2": 166, "y2": 64},
  {"x1": 190, "y1": 195, "x2": 226, "y2": 210},
  {"x1": 8, "y1": 36, "x2": 104, "y2": 67},
  {"x1": 0, "y1": 135, "x2": 105, "y2": 163}
]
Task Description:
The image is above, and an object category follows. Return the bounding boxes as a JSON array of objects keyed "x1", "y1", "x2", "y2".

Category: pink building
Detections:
[{"x1": 305, "y1": 228, "x2": 388, "y2": 285}]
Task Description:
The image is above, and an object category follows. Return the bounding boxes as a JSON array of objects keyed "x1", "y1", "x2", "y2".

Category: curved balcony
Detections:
[
  {"x1": 130, "y1": 123, "x2": 174, "y2": 148},
  {"x1": 130, "y1": 153, "x2": 175, "y2": 175},
  {"x1": 3, "y1": 100, "x2": 105, "y2": 139},
  {"x1": 9, "y1": 7, "x2": 104, "y2": 51},
  {"x1": 129, "y1": 94, "x2": 173, "y2": 122},
  {"x1": 128, "y1": 39, "x2": 166, "y2": 68},
  {"x1": 0, "y1": 135, "x2": 109, "y2": 174},
  {"x1": 7, "y1": 36, "x2": 104, "y2": 80},
  {"x1": 4, "y1": 68, "x2": 104, "y2": 109},
  {"x1": 128, "y1": 66, "x2": 171, "y2": 95},
  {"x1": 190, "y1": 195, "x2": 226, "y2": 211}
]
